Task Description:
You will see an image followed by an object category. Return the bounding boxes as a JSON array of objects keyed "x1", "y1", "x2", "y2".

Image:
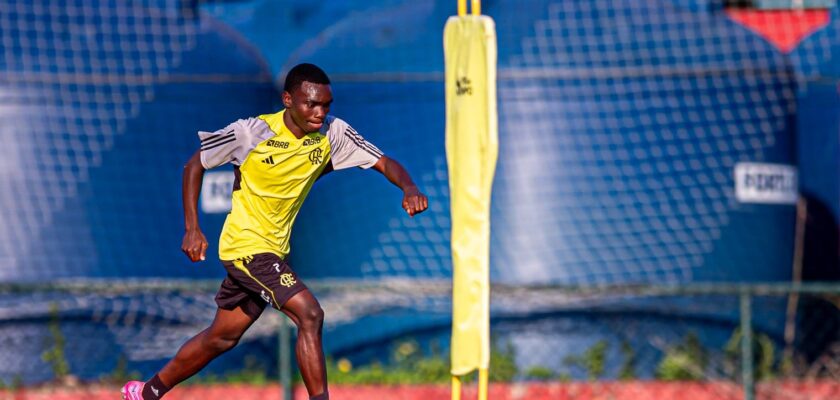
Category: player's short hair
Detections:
[{"x1": 283, "y1": 63, "x2": 330, "y2": 93}]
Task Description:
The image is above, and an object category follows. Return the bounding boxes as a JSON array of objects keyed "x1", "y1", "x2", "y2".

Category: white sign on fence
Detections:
[
  {"x1": 200, "y1": 171, "x2": 234, "y2": 213},
  {"x1": 734, "y1": 162, "x2": 798, "y2": 205}
]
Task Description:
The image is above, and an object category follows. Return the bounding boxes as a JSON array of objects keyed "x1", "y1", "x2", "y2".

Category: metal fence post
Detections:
[
  {"x1": 280, "y1": 316, "x2": 292, "y2": 400},
  {"x1": 740, "y1": 290, "x2": 754, "y2": 400}
]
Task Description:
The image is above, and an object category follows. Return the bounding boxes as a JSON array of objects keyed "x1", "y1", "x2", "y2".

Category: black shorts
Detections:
[{"x1": 215, "y1": 253, "x2": 307, "y2": 320}]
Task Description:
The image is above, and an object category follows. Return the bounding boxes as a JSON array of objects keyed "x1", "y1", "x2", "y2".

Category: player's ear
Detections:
[{"x1": 282, "y1": 91, "x2": 292, "y2": 108}]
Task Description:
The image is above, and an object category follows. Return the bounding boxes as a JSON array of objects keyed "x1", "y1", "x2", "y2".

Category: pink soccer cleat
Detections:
[{"x1": 121, "y1": 381, "x2": 145, "y2": 400}]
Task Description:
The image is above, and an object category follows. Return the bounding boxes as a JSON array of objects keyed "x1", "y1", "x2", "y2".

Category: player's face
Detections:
[{"x1": 284, "y1": 81, "x2": 332, "y2": 133}]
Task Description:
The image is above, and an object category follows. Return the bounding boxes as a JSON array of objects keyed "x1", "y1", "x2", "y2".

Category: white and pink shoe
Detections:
[{"x1": 121, "y1": 381, "x2": 144, "y2": 400}]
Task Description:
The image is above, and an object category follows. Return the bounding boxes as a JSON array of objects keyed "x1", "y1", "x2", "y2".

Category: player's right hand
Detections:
[{"x1": 181, "y1": 229, "x2": 208, "y2": 262}]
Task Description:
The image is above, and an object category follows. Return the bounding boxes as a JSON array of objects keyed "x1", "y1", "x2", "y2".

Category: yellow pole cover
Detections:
[
  {"x1": 478, "y1": 368, "x2": 489, "y2": 400},
  {"x1": 443, "y1": 14, "x2": 498, "y2": 377},
  {"x1": 451, "y1": 375, "x2": 462, "y2": 400}
]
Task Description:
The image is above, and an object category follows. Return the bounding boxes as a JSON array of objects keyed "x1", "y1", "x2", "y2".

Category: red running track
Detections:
[{"x1": 2, "y1": 381, "x2": 838, "y2": 400}]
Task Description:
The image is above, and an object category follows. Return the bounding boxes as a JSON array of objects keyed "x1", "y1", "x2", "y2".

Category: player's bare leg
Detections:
[
  {"x1": 124, "y1": 306, "x2": 259, "y2": 399},
  {"x1": 160, "y1": 306, "x2": 257, "y2": 385},
  {"x1": 123, "y1": 306, "x2": 257, "y2": 399},
  {"x1": 282, "y1": 289, "x2": 328, "y2": 399}
]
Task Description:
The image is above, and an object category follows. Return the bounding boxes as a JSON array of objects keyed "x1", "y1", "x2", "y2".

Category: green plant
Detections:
[
  {"x1": 183, "y1": 337, "x2": 519, "y2": 386},
  {"x1": 327, "y1": 340, "x2": 452, "y2": 385},
  {"x1": 618, "y1": 340, "x2": 637, "y2": 380},
  {"x1": 489, "y1": 340, "x2": 518, "y2": 382},
  {"x1": 724, "y1": 328, "x2": 776, "y2": 381},
  {"x1": 0, "y1": 375, "x2": 22, "y2": 391},
  {"x1": 563, "y1": 340, "x2": 608, "y2": 380},
  {"x1": 325, "y1": 338, "x2": 520, "y2": 385},
  {"x1": 184, "y1": 355, "x2": 271, "y2": 386},
  {"x1": 222, "y1": 356, "x2": 271, "y2": 385},
  {"x1": 41, "y1": 303, "x2": 70, "y2": 380},
  {"x1": 414, "y1": 355, "x2": 451, "y2": 383},
  {"x1": 524, "y1": 366, "x2": 555, "y2": 381},
  {"x1": 655, "y1": 332, "x2": 707, "y2": 381}
]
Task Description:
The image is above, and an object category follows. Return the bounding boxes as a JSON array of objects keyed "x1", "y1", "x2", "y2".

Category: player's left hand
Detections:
[{"x1": 402, "y1": 187, "x2": 428, "y2": 217}]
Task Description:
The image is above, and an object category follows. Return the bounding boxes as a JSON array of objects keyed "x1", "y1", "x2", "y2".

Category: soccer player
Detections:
[{"x1": 122, "y1": 63, "x2": 428, "y2": 400}]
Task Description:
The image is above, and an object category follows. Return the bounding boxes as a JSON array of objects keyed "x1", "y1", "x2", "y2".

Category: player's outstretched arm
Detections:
[
  {"x1": 181, "y1": 150, "x2": 208, "y2": 262},
  {"x1": 371, "y1": 156, "x2": 429, "y2": 217}
]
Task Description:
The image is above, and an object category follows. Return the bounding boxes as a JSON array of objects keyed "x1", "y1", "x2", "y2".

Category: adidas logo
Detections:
[{"x1": 261, "y1": 155, "x2": 275, "y2": 165}]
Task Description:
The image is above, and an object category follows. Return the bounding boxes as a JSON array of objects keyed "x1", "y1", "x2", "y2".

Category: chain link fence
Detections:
[{"x1": 1, "y1": 281, "x2": 838, "y2": 399}]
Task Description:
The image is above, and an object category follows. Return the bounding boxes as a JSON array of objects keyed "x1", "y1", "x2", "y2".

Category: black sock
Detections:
[
  {"x1": 142, "y1": 374, "x2": 170, "y2": 400},
  {"x1": 310, "y1": 391, "x2": 329, "y2": 400}
]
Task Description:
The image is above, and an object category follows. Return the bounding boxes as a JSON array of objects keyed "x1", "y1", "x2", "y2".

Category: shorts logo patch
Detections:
[
  {"x1": 260, "y1": 290, "x2": 271, "y2": 305},
  {"x1": 279, "y1": 273, "x2": 297, "y2": 288}
]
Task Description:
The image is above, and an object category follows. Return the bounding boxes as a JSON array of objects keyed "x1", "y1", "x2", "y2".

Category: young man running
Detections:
[{"x1": 122, "y1": 63, "x2": 428, "y2": 400}]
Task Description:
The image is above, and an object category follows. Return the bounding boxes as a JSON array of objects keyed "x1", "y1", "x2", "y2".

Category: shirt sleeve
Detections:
[
  {"x1": 326, "y1": 117, "x2": 384, "y2": 170},
  {"x1": 198, "y1": 118, "x2": 261, "y2": 169}
]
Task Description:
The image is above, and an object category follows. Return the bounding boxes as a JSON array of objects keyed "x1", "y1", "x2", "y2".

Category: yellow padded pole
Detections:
[
  {"x1": 478, "y1": 368, "x2": 488, "y2": 400},
  {"x1": 452, "y1": 375, "x2": 462, "y2": 400},
  {"x1": 458, "y1": 0, "x2": 466, "y2": 16},
  {"x1": 472, "y1": 0, "x2": 481, "y2": 15}
]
